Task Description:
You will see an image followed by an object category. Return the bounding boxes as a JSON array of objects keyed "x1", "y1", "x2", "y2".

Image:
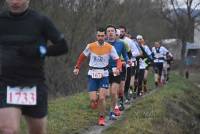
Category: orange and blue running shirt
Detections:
[{"x1": 83, "y1": 41, "x2": 119, "y2": 68}]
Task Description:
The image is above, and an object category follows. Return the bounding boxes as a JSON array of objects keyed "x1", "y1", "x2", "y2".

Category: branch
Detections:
[
  {"x1": 191, "y1": 2, "x2": 200, "y2": 17},
  {"x1": 192, "y1": 2, "x2": 200, "y2": 11},
  {"x1": 186, "y1": 0, "x2": 193, "y2": 20},
  {"x1": 170, "y1": 0, "x2": 181, "y2": 17},
  {"x1": 193, "y1": 11, "x2": 200, "y2": 18}
]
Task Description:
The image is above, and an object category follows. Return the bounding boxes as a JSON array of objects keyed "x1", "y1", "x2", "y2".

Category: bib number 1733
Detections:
[{"x1": 6, "y1": 86, "x2": 37, "y2": 105}]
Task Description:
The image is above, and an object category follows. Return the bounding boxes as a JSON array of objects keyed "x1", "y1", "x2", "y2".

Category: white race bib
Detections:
[
  {"x1": 155, "y1": 53, "x2": 161, "y2": 58},
  {"x1": 91, "y1": 69, "x2": 104, "y2": 79},
  {"x1": 7, "y1": 86, "x2": 37, "y2": 105}
]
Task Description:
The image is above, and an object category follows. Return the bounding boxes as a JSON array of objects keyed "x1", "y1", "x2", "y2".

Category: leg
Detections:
[
  {"x1": 98, "y1": 88, "x2": 106, "y2": 115},
  {"x1": 88, "y1": 76, "x2": 99, "y2": 109},
  {"x1": 110, "y1": 83, "x2": 119, "y2": 110},
  {"x1": 138, "y1": 69, "x2": 145, "y2": 96},
  {"x1": 134, "y1": 65, "x2": 139, "y2": 93},
  {"x1": 109, "y1": 74, "x2": 121, "y2": 118},
  {"x1": 98, "y1": 76, "x2": 109, "y2": 125},
  {"x1": 25, "y1": 116, "x2": 47, "y2": 134},
  {"x1": 89, "y1": 91, "x2": 98, "y2": 109},
  {"x1": 119, "y1": 81, "x2": 125, "y2": 101},
  {"x1": 119, "y1": 65, "x2": 126, "y2": 102},
  {"x1": 143, "y1": 69, "x2": 148, "y2": 92},
  {"x1": 98, "y1": 88, "x2": 106, "y2": 126},
  {"x1": 158, "y1": 63, "x2": 164, "y2": 86},
  {"x1": 0, "y1": 107, "x2": 21, "y2": 134},
  {"x1": 124, "y1": 67, "x2": 131, "y2": 100},
  {"x1": 130, "y1": 66, "x2": 136, "y2": 92},
  {"x1": 154, "y1": 64, "x2": 159, "y2": 87}
]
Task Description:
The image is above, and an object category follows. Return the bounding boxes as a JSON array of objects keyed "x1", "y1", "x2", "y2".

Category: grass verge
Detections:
[{"x1": 102, "y1": 72, "x2": 200, "y2": 134}]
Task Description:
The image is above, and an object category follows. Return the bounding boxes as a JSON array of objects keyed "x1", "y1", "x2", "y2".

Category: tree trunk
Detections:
[{"x1": 179, "y1": 39, "x2": 187, "y2": 76}]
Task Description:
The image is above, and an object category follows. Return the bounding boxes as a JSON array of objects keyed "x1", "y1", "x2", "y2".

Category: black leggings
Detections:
[
  {"x1": 124, "y1": 67, "x2": 132, "y2": 97},
  {"x1": 137, "y1": 69, "x2": 145, "y2": 94}
]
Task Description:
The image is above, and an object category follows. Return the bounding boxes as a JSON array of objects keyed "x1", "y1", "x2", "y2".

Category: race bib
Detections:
[
  {"x1": 155, "y1": 53, "x2": 161, "y2": 58},
  {"x1": 7, "y1": 86, "x2": 37, "y2": 105},
  {"x1": 91, "y1": 69, "x2": 104, "y2": 79}
]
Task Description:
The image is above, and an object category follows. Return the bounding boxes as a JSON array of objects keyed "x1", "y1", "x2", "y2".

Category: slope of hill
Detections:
[{"x1": 20, "y1": 72, "x2": 200, "y2": 134}]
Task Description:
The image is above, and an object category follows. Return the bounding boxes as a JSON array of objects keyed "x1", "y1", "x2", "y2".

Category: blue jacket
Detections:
[{"x1": 107, "y1": 40, "x2": 128, "y2": 69}]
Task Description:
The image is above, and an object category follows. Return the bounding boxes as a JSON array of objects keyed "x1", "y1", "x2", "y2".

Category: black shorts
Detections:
[
  {"x1": 120, "y1": 64, "x2": 127, "y2": 81},
  {"x1": 0, "y1": 83, "x2": 48, "y2": 118},
  {"x1": 154, "y1": 62, "x2": 163, "y2": 76},
  {"x1": 131, "y1": 66, "x2": 136, "y2": 76},
  {"x1": 109, "y1": 73, "x2": 121, "y2": 84}
]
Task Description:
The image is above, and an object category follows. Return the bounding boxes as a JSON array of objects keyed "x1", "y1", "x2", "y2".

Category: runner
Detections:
[
  {"x1": 161, "y1": 51, "x2": 173, "y2": 84},
  {"x1": 136, "y1": 35, "x2": 153, "y2": 96},
  {"x1": 152, "y1": 41, "x2": 169, "y2": 87},
  {"x1": 119, "y1": 25, "x2": 141, "y2": 102},
  {"x1": 116, "y1": 29, "x2": 132, "y2": 111},
  {"x1": 0, "y1": 0, "x2": 68, "y2": 133},
  {"x1": 106, "y1": 25, "x2": 128, "y2": 119},
  {"x1": 73, "y1": 27, "x2": 122, "y2": 126}
]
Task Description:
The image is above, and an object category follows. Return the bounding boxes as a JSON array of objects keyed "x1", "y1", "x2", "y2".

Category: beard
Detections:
[
  {"x1": 98, "y1": 40, "x2": 104, "y2": 45},
  {"x1": 120, "y1": 34, "x2": 125, "y2": 39}
]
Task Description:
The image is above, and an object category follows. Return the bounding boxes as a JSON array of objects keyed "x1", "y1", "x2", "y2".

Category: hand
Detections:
[
  {"x1": 127, "y1": 60, "x2": 132, "y2": 66},
  {"x1": 113, "y1": 68, "x2": 120, "y2": 76},
  {"x1": 73, "y1": 68, "x2": 79, "y2": 75}
]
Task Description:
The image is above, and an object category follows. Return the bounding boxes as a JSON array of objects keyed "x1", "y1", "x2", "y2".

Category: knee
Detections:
[
  {"x1": 0, "y1": 127, "x2": 19, "y2": 134},
  {"x1": 110, "y1": 91, "x2": 117, "y2": 97},
  {"x1": 98, "y1": 96, "x2": 105, "y2": 102},
  {"x1": 29, "y1": 129, "x2": 46, "y2": 134},
  {"x1": 90, "y1": 98, "x2": 97, "y2": 102},
  {"x1": 28, "y1": 123, "x2": 46, "y2": 134}
]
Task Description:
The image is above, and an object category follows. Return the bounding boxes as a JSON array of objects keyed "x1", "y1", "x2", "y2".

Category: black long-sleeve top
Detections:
[{"x1": 0, "y1": 9, "x2": 68, "y2": 86}]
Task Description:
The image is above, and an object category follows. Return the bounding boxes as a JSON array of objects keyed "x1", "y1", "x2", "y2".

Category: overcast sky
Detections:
[{"x1": 178, "y1": 0, "x2": 200, "y2": 9}]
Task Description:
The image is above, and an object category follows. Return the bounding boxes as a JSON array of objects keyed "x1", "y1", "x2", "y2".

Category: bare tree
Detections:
[
  {"x1": 160, "y1": 0, "x2": 200, "y2": 74},
  {"x1": 0, "y1": 0, "x2": 177, "y2": 96}
]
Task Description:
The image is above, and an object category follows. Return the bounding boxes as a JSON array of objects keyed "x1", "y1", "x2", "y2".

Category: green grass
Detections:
[
  {"x1": 20, "y1": 92, "x2": 99, "y2": 134},
  {"x1": 102, "y1": 72, "x2": 200, "y2": 134},
  {"x1": 19, "y1": 71, "x2": 200, "y2": 134},
  {"x1": 47, "y1": 93, "x2": 98, "y2": 134}
]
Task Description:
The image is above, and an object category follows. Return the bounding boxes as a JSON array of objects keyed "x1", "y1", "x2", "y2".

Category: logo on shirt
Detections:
[{"x1": 93, "y1": 56, "x2": 105, "y2": 63}]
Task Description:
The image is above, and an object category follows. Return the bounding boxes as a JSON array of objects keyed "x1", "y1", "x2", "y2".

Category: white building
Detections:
[
  {"x1": 161, "y1": 39, "x2": 182, "y2": 60},
  {"x1": 194, "y1": 23, "x2": 200, "y2": 45}
]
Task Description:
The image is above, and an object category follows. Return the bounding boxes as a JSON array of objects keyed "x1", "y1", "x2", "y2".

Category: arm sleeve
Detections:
[
  {"x1": 162, "y1": 46, "x2": 169, "y2": 55},
  {"x1": 74, "y1": 44, "x2": 90, "y2": 69},
  {"x1": 145, "y1": 46, "x2": 153, "y2": 60},
  {"x1": 43, "y1": 16, "x2": 68, "y2": 56},
  {"x1": 127, "y1": 51, "x2": 132, "y2": 59},
  {"x1": 110, "y1": 46, "x2": 119, "y2": 60},
  {"x1": 74, "y1": 53, "x2": 87, "y2": 69},
  {"x1": 121, "y1": 44, "x2": 128, "y2": 62},
  {"x1": 131, "y1": 41, "x2": 141, "y2": 57},
  {"x1": 116, "y1": 59, "x2": 122, "y2": 70},
  {"x1": 124, "y1": 41, "x2": 130, "y2": 52},
  {"x1": 82, "y1": 44, "x2": 90, "y2": 56}
]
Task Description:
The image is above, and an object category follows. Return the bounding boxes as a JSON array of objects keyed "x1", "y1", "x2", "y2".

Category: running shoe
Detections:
[{"x1": 98, "y1": 116, "x2": 105, "y2": 126}]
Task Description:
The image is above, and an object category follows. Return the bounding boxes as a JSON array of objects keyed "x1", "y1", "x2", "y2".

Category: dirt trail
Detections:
[{"x1": 82, "y1": 89, "x2": 157, "y2": 134}]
